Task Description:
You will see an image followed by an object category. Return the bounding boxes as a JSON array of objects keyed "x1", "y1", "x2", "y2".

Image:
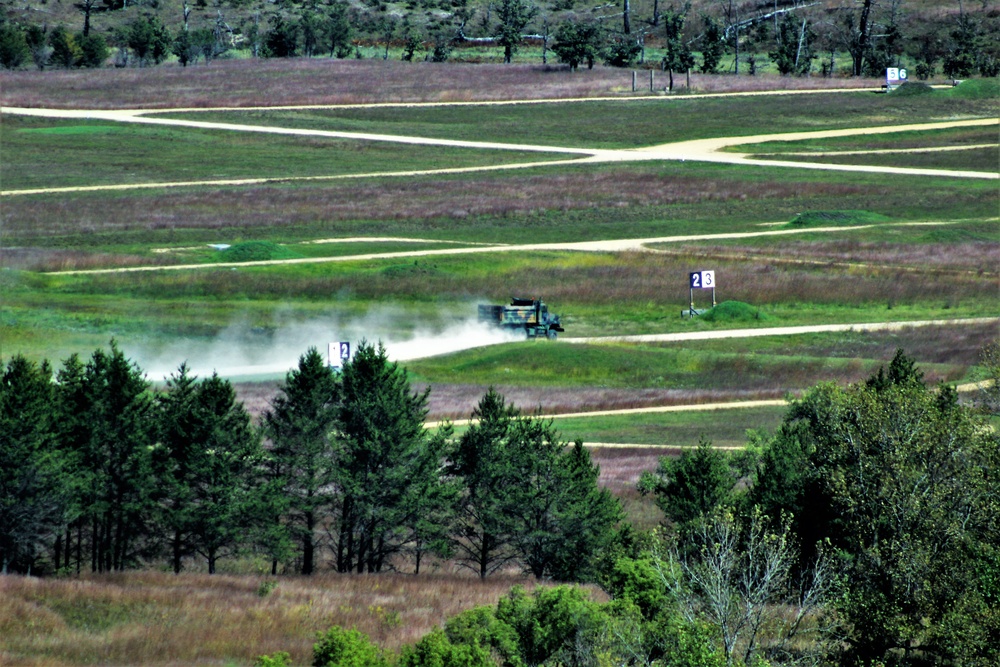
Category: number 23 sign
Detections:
[{"x1": 689, "y1": 270, "x2": 715, "y2": 289}]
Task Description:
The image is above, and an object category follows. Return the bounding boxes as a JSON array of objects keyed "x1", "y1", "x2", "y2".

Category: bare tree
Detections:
[{"x1": 657, "y1": 510, "x2": 837, "y2": 666}]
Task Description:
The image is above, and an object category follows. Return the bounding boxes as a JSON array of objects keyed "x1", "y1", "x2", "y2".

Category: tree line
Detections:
[
  {"x1": 2, "y1": 0, "x2": 998, "y2": 79},
  {"x1": 250, "y1": 349, "x2": 998, "y2": 667},
  {"x1": 0, "y1": 340, "x2": 621, "y2": 580},
  {"x1": 3, "y1": 342, "x2": 998, "y2": 663}
]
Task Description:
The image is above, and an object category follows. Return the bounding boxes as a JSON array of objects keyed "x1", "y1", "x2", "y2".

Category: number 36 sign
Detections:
[{"x1": 689, "y1": 270, "x2": 715, "y2": 289}]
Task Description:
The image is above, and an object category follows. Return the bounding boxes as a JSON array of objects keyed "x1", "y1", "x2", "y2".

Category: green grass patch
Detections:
[
  {"x1": 406, "y1": 342, "x2": 896, "y2": 391},
  {"x1": 552, "y1": 406, "x2": 787, "y2": 447},
  {"x1": 787, "y1": 210, "x2": 892, "y2": 227},
  {"x1": 219, "y1": 241, "x2": 303, "y2": 262},
  {"x1": 698, "y1": 301, "x2": 769, "y2": 322},
  {"x1": 444, "y1": 405, "x2": 788, "y2": 447},
  {"x1": 17, "y1": 124, "x2": 126, "y2": 135},
  {"x1": 728, "y1": 126, "x2": 997, "y2": 154},
  {"x1": 889, "y1": 81, "x2": 935, "y2": 97},
  {"x1": 0, "y1": 115, "x2": 573, "y2": 191},
  {"x1": 767, "y1": 147, "x2": 999, "y2": 173}
]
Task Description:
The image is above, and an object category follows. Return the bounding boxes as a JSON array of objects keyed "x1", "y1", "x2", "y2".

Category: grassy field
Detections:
[
  {"x1": 1, "y1": 57, "x2": 999, "y2": 667},
  {"x1": 1, "y1": 115, "x2": 574, "y2": 191},
  {"x1": 158, "y1": 87, "x2": 999, "y2": 149}
]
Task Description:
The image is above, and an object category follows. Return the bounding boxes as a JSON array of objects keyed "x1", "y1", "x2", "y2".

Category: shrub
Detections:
[
  {"x1": 313, "y1": 627, "x2": 386, "y2": 667},
  {"x1": 256, "y1": 652, "x2": 294, "y2": 667},
  {"x1": 398, "y1": 628, "x2": 494, "y2": 667}
]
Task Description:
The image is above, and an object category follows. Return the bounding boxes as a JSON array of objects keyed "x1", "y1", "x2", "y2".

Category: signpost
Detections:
[
  {"x1": 687, "y1": 270, "x2": 717, "y2": 317},
  {"x1": 886, "y1": 67, "x2": 908, "y2": 91},
  {"x1": 329, "y1": 341, "x2": 351, "y2": 369}
]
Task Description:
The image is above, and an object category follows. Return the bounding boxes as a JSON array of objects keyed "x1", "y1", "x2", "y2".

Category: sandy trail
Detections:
[
  {"x1": 47, "y1": 222, "x2": 989, "y2": 275},
  {"x1": 561, "y1": 317, "x2": 1000, "y2": 345},
  {"x1": 2, "y1": 97, "x2": 996, "y2": 197}
]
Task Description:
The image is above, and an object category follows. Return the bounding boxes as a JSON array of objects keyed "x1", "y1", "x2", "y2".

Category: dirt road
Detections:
[{"x1": 2, "y1": 98, "x2": 996, "y2": 198}]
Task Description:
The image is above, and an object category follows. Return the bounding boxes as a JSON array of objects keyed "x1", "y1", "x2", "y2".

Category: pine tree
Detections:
[
  {"x1": 264, "y1": 348, "x2": 340, "y2": 575},
  {"x1": 334, "y1": 341, "x2": 449, "y2": 573},
  {"x1": 0, "y1": 355, "x2": 62, "y2": 574}
]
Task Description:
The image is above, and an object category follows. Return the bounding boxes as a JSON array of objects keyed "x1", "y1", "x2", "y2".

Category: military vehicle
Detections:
[{"x1": 478, "y1": 298, "x2": 564, "y2": 339}]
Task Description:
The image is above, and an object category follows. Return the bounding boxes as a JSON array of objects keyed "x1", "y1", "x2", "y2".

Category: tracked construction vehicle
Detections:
[{"x1": 478, "y1": 298, "x2": 564, "y2": 339}]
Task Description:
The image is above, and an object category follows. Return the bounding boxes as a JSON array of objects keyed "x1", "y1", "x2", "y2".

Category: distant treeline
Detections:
[{"x1": 1, "y1": 0, "x2": 998, "y2": 78}]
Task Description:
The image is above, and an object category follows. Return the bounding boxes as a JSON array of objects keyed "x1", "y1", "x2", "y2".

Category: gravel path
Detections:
[{"x1": 2, "y1": 99, "x2": 996, "y2": 198}]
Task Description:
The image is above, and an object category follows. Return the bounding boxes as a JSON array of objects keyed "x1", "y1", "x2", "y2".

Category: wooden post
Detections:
[
  {"x1": 650, "y1": 69, "x2": 654, "y2": 91},
  {"x1": 632, "y1": 71, "x2": 637, "y2": 92}
]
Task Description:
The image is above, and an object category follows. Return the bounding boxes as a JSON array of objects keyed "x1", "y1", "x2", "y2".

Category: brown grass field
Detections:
[
  {"x1": 0, "y1": 570, "x2": 573, "y2": 666},
  {"x1": 0, "y1": 59, "x2": 880, "y2": 110}
]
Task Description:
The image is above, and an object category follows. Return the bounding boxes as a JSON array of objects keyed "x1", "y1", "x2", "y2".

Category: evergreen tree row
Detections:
[{"x1": 0, "y1": 341, "x2": 621, "y2": 579}]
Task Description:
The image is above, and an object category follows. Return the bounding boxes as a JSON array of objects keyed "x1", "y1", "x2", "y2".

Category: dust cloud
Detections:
[{"x1": 136, "y1": 310, "x2": 523, "y2": 382}]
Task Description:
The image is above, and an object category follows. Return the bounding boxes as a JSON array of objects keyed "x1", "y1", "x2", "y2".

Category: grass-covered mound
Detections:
[
  {"x1": 699, "y1": 301, "x2": 768, "y2": 322},
  {"x1": 944, "y1": 77, "x2": 1000, "y2": 100},
  {"x1": 219, "y1": 241, "x2": 302, "y2": 262},
  {"x1": 891, "y1": 81, "x2": 934, "y2": 96},
  {"x1": 787, "y1": 210, "x2": 890, "y2": 227}
]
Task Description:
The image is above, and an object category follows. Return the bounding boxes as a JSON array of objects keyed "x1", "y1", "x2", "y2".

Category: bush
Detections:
[
  {"x1": 398, "y1": 629, "x2": 494, "y2": 667},
  {"x1": 313, "y1": 627, "x2": 386, "y2": 667},
  {"x1": 255, "y1": 652, "x2": 293, "y2": 667}
]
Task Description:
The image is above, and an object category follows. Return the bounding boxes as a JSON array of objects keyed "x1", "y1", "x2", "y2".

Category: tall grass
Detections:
[
  {"x1": 0, "y1": 59, "x2": 880, "y2": 110},
  {"x1": 0, "y1": 570, "x2": 548, "y2": 666},
  {"x1": 6, "y1": 161, "x2": 996, "y2": 246}
]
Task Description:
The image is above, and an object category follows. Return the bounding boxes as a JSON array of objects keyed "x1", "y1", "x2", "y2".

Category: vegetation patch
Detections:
[
  {"x1": 890, "y1": 81, "x2": 934, "y2": 97},
  {"x1": 18, "y1": 125, "x2": 123, "y2": 135},
  {"x1": 698, "y1": 301, "x2": 768, "y2": 323},
  {"x1": 787, "y1": 210, "x2": 890, "y2": 227},
  {"x1": 945, "y1": 77, "x2": 1000, "y2": 100},
  {"x1": 219, "y1": 241, "x2": 303, "y2": 263},
  {"x1": 381, "y1": 261, "x2": 444, "y2": 279}
]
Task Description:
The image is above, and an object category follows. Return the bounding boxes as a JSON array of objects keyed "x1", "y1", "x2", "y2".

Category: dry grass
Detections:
[
  {"x1": 0, "y1": 168, "x2": 873, "y2": 241},
  {"x1": 0, "y1": 59, "x2": 879, "y2": 110},
  {"x1": 664, "y1": 239, "x2": 1000, "y2": 275},
  {"x1": 0, "y1": 570, "x2": 550, "y2": 666}
]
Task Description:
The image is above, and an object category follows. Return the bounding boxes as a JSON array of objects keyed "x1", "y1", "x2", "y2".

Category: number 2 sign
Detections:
[{"x1": 689, "y1": 270, "x2": 715, "y2": 289}]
